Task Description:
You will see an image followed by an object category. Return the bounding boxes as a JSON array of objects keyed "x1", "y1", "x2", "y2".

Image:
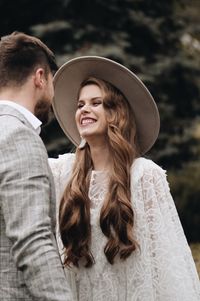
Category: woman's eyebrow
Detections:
[{"x1": 78, "y1": 96, "x2": 103, "y2": 102}]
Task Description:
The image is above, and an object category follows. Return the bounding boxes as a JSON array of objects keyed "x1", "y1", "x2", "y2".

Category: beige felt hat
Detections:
[{"x1": 53, "y1": 56, "x2": 160, "y2": 154}]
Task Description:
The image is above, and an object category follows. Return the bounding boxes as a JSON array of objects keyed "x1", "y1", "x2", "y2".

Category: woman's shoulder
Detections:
[
  {"x1": 49, "y1": 153, "x2": 75, "y2": 176},
  {"x1": 131, "y1": 157, "x2": 166, "y2": 182},
  {"x1": 55, "y1": 152, "x2": 75, "y2": 163}
]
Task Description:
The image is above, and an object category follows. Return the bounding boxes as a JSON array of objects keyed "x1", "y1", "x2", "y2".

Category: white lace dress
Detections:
[{"x1": 49, "y1": 154, "x2": 200, "y2": 301}]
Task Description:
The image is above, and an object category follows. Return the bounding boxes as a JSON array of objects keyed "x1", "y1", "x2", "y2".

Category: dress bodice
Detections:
[
  {"x1": 49, "y1": 154, "x2": 200, "y2": 301},
  {"x1": 89, "y1": 170, "x2": 108, "y2": 210}
]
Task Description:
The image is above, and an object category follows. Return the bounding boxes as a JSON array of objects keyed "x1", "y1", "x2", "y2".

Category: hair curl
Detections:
[{"x1": 59, "y1": 77, "x2": 140, "y2": 267}]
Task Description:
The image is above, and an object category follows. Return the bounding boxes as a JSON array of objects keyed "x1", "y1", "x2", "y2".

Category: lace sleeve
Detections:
[
  {"x1": 48, "y1": 153, "x2": 75, "y2": 258},
  {"x1": 139, "y1": 162, "x2": 200, "y2": 299},
  {"x1": 48, "y1": 153, "x2": 75, "y2": 201}
]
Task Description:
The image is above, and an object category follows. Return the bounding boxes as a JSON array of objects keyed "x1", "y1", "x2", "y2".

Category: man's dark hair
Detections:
[{"x1": 0, "y1": 31, "x2": 58, "y2": 88}]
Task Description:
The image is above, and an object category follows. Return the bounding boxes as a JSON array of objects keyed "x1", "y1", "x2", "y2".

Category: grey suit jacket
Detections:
[{"x1": 0, "y1": 105, "x2": 73, "y2": 300}]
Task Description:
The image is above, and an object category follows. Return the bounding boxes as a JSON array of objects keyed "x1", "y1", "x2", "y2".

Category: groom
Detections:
[{"x1": 0, "y1": 32, "x2": 72, "y2": 300}]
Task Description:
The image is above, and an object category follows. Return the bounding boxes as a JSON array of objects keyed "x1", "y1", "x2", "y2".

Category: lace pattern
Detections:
[{"x1": 49, "y1": 155, "x2": 200, "y2": 301}]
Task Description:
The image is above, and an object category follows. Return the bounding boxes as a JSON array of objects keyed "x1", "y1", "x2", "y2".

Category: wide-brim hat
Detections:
[{"x1": 53, "y1": 56, "x2": 160, "y2": 154}]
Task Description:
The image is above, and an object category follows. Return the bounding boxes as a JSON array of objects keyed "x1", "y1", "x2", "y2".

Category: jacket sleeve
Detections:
[
  {"x1": 133, "y1": 159, "x2": 200, "y2": 299},
  {"x1": 0, "y1": 122, "x2": 73, "y2": 301}
]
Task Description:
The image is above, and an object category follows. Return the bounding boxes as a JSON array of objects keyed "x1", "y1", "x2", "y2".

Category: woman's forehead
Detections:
[{"x1": 78, "y1": 84, "x2": 104, "y2": 100}]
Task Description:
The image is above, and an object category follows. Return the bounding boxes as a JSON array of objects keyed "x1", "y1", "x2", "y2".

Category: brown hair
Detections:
[
  {"x1": 59, "y1": 77, "x2": 139, "y2": 267},
  {"x1": 0, "y1": 31, "x2": 57, "y2": 89}
]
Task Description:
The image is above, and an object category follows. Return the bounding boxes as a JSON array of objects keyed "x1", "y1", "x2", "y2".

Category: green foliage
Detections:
[
  {"x1": 190, "y1": 243, "x2": 200, "y2": 277},
  {"x1": 31, "y1": 0, "x2": 200, "y2": 170},
  {"x1": 168, "y1": 162, "x2": 200, "y2": 242},
  {"x1": 0, "y1": 0, "x2": 64, "y2": 36}
]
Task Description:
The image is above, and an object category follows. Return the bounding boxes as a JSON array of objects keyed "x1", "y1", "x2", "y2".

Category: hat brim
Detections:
[{"x1": 53, "y1": 56, "x2": 160, "y2": 154}]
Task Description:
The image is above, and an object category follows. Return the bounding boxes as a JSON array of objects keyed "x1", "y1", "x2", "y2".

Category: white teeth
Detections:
[{"x1": 81, "y1": 118, "x2": 95, "y2": 125}]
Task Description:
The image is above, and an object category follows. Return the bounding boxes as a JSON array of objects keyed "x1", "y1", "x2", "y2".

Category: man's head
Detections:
[
  {"x1": 0, "y1": 31, "x2": 57, "y2": 88},
  {"x1": 0, "y1": 31, "x2": 58, "y2": 123}
]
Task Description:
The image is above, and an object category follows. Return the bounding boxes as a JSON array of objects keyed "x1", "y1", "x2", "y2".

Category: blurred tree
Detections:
[
  {"x1": 0, "y1": 0, "x2": 199, "y2": 241},
  {"x1": 169, "y1": 161, "x2": 200, "y2": 242},
  {"x1": 0, "y1": 0, "x2": 65, "y2": 36},
  {"x1": 29, "y1": 0, "x2": 200, "y2": 169}
]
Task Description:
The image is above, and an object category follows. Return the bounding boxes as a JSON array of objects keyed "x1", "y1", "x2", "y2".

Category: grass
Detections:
[{"x1": 190, "y1": 243, "x2": 200, "y2": 277}]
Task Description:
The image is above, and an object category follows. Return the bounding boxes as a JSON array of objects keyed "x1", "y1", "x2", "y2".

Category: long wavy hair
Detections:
[{"x1": 59, "y1": 77, "x2": 140, "y2": 268}]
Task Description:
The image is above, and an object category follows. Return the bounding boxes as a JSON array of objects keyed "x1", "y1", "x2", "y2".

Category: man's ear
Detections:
[{"x1": 34, "y1": 68, "x2": 45, "y2": 88}]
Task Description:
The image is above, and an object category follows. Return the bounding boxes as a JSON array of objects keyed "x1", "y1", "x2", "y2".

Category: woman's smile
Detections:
[{"x1": 80, "y1": 117, "x2": 97, "y2": 126}]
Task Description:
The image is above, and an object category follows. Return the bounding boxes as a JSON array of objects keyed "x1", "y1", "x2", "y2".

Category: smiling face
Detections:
[{"x1": 75, "y1": 84, "x2": 108, "y2": 144}]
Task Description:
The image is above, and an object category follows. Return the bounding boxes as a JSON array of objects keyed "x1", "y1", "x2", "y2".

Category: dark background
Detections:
[{"x1": 0, "y1": 0, "x2": 199, "y2": 242}]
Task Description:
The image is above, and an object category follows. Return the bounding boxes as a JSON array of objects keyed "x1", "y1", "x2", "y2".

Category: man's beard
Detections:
[{"x1": 34, "y1": 100, "x2": 52, "y2": 125}]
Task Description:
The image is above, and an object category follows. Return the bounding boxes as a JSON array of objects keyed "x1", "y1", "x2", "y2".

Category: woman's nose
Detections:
[{"x1": 80, "y1": 104, "x2": 91, "y2": 113}]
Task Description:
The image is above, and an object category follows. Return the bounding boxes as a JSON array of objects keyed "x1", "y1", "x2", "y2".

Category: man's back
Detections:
[{"x1": 0, "y1": 106, "x2": 72, "y2": 300}]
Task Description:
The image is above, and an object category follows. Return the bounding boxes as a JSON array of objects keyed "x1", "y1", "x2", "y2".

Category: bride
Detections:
[{"x1": 49, "y1": 56, "x2": 200, "y2": 301}]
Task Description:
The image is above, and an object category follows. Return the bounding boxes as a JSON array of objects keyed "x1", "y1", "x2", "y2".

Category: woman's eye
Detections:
[
  {"x1": 77, "y1": 103, "x2": 84, "y2": 108},
  {"x1": 93, "y1": 101, "x2": 102, "y2": 106}
]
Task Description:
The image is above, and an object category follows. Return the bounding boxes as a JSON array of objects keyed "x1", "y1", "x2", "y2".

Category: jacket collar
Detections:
[{"x1": 0, "y1": 104, "x2": 40, "y2": 133}]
